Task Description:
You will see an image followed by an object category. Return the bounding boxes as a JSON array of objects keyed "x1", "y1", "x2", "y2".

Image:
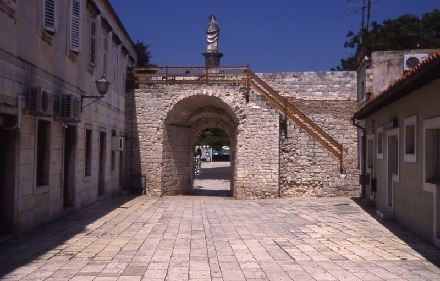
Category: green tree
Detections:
[
  {"x1": 195, "y1": 128, "x2": 230, "y2": 151},
  {"x1": 333, "y1": 9, "x2": 440, "y2": 71},
  {"x1": 134, "y1": 40, "x2": 157, "y2": 67}
]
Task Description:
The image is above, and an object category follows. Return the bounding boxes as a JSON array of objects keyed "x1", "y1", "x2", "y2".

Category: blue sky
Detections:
[{"x1": 109, "y1": 0, "x2": 439, "y2": 72}]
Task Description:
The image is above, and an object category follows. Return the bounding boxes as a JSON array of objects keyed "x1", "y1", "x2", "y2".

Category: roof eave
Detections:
[{"x1": 353, "y1": 57, "x2": 440, "y2": 120}]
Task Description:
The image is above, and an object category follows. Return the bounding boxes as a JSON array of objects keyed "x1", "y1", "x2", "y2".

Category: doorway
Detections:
[
  {"x1": 194, "y1": 128, "x2": 232, "y2": 196},
  {"x1": 63, "y1": 126, "x2": 76, "y2": 208},
  {"x1": 387, "y1": 129, "x2": 399, "y2": 210},
  {"x1": 0, "y1": 124, "x2": 17, "y2": 235},
  {"x1": 161, "y1": 95, "x2": 238, "y2": 197},
  {"x1": 119, "y1": 151, "x2": 124, "y2": 188},
  {"x1": 98, "y1": 131, "x2": 106, "y2": 196}
]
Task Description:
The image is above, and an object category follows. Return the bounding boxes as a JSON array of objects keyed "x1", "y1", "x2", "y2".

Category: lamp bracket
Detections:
[{"x1": 81, "y1": 95, "x2": 104, "y2": 111}]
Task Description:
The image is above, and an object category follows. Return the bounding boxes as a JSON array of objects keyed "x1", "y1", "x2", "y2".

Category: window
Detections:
[
  {"x1": 88, "y1": 17, "x2": 96, "y2": 66},
  {"x1": 376, "y1": 126, "x2": 383, "y2": 159},
  {"x1": 36, "y1": 120, "x2": 50, "y2": 187},
  {"x1": 102, "y1": 34, "x2": 108, "y2": 77},
  {"x1": 360, "y1": 80, "x2": 365, "y2": 103},
  {"x1": 69, "y1": 0, "x2": 81, "y2": 52},
  {"x1": 85, "y1": 128, "x2": 92, "y2": 176},
  {"x1": 404, "y1": 115, "x2": 417, "y2": 162},
  {"x1": 424, "y1": 117, "x2": 440, "y2": 192},
  {"x1": 42, "y1": 0, "x2": 57, "y2": 32},
  {"x1": 389, "y1": 136, "x2": 399, "y2": 175}
]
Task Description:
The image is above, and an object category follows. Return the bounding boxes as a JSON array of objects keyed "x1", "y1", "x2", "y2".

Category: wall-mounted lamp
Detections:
[{"x1": 81, "y1": 75, "x2": 111, "y2": 111}]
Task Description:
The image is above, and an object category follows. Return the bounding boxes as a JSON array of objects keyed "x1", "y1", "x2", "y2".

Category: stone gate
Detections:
[{"x1": 126, "y1": 67, "x2": 360, "y2": 199}]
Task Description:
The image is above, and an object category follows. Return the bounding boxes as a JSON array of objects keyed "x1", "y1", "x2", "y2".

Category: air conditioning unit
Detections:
[
  {"x1": 111, "y1": 136, "x2": 124, "y2": 151},
  {"x1": 404, "y1": 54, "x2": 428, "y2": 71},
  {"x1": 28, "y1": 87, "x2": 53, "y2": 116},
  {"x1": 58, "y1": 94, "x2": 81, "y2": 122}
]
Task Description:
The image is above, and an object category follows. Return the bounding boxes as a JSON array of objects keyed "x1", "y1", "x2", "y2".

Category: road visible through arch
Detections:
[{"x1": 194, "y1": 161, "x2": 231, "y2": 196}]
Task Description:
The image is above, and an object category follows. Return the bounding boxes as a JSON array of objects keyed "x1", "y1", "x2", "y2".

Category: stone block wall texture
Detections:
[
  {"x1": 127, "y1": 84, "x2": 280, "y2": 199},
  {"x1": 257, "y1": 71, "x2": 360, "y2": 197},
  {"x1": 127, "y1": 71, "x2": 360, "y2": 199}
]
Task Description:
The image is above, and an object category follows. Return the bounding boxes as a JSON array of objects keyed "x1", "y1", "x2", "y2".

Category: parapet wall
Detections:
[{"x1": 257, "y1": 71, "x2": 357, "y2": 100}]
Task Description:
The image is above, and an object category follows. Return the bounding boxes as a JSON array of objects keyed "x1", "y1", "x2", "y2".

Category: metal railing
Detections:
[
  {"x1": 128, "y1": 66, "x2": 343, "y2": 172},
  {"x1": 129, "y1": 66, "x2": 249, "y2": 86}
]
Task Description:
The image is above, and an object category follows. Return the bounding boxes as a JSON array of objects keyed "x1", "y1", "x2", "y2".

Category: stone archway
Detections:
[
  {"x1": 161, "y1": 95, "x2": 238, "y2": 196},
  {"x1": 130, "y1": 84, "x2": 281, "y2": 199}
]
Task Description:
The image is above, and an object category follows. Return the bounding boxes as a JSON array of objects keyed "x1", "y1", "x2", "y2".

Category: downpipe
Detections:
[{"x1": 352, "y1": 118, "x2": 366, "y2": 200}]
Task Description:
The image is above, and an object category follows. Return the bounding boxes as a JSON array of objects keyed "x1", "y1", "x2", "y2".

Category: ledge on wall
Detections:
[{"x1": 377, "y1": 209, "x2": 393, "y2": 220}]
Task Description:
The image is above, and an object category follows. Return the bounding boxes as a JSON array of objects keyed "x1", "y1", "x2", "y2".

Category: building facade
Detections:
[
  {"x1": 0, "y1": 0, "x2": 136, "y2": 235},
  {"x1": 354, "y1": 50, "x2": 440, "y2": 246}
]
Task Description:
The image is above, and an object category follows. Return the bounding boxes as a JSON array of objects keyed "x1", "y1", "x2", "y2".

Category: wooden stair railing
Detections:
[
  {"x1": 129, "y1": 66, "x2": 344, "y2": 172},
  {"x1": 246, "y1": 70, "x2": 343, "y2": 172}
]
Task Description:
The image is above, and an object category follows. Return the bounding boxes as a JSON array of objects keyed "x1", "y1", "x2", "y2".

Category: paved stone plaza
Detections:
[{"x1": 1, "y1": 192, "x2": 440, "y2": 280}]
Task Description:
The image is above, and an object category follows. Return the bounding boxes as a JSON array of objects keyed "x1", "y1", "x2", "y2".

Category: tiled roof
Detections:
[{"x1": 353, "y1": 49, "x2": 440, "y2": 119}]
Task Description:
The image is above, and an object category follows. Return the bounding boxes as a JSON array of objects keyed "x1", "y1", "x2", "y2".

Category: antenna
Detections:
[
  {"x1": 361, "y1": 0, "x2": 365, "y2": 30},
  {"x1": 366, "y1": 0, "x2": 371, "y2": 31}
]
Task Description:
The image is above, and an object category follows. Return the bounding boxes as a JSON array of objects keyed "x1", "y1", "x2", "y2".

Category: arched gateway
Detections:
[
  {"x1": 126, "y1": 66, "x2": 360, "y2": 199},
  {"x1": 127, "y1": 78, "x2": 280, "y2": 199}
]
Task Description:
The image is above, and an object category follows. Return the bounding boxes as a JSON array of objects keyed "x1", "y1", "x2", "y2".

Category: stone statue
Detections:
[{"x1": 206, "y1": 14, "x2": 220, "y2": 53}]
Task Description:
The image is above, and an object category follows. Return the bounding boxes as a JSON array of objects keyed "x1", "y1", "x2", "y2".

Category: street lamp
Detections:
[{"x1": 81, "y1": 75, "x2": 111, "y2": 110}]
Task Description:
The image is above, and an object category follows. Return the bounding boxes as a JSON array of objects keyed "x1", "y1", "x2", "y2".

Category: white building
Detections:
[
  {"x1": 354, "y1": 49, "x2": 440, "y2": 246},
  {"x1": 0, "y1": 0, "x2": 136, "y2": 235}
]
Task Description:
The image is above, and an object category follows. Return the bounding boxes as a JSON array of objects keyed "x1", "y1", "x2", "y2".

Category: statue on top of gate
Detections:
[{"x1": 206, "y1": 14, "x2": 220, "y2": 53}]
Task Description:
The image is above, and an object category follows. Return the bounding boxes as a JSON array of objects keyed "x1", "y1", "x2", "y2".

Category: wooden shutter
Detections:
[
  {"x1": 113, "y1": 48, "x2": 119, "y2": 85},
  {"x1": 42, "y1": 0, "x2": 57, "y2": 32},
  {"x1": 89, "y1": 18, "x2": 96, "y2": 65},
  {"x1": 69, "y1": 0, "x2": 81, "y2": 52},
  {"x1": 102, "y1": 34, "x2": 108, "y2": 76},
  {"x1": 122, "y1": 58, "x2": 126, "y2": 92}
]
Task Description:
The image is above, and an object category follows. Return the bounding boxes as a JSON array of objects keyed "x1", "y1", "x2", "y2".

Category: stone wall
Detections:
[
  {"x1": 127, "y1": 71, "x2": 360, "y2": 199},
  {"x1": 127, "y1": 84, "x2": 280, "y2": 199},
  {"x1": 257, "y1": 71, "x2": 360, "y2": 197}
]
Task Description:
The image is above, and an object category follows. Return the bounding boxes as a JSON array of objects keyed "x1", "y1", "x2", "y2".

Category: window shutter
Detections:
[
  {"x1": 102, "y1": 34, "x2": 108, "y2": 77},
  {"x1": 42, "y1": 0, "x2": 57, "y2": 32},
  {"x1": 89, "y1": 18, "x2": 96, "y2": 65},
  {"x1": 69, "y1": 0, "x2": 81, "y2": 52},
  {"x1": 113, "y1": 48, "x2": 119, "y2": 85},
  {"x1": 122, "y1": 59, "x2": 126, "y2": 92}
]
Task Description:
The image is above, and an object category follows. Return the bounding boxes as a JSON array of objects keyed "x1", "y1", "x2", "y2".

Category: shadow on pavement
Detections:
[
  {"x1": 193, "y1": 185, "x2": 231, "y2": 197},
  {"x1": 350, "y1": 196, "x2": 440, "y2": 267},
  {"x1": 0, "y1": 194, "x2": 139, "y2": 278}
]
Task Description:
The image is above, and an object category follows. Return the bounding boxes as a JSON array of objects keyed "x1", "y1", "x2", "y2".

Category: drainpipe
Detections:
[{"x1": 352, "y1": 118, "x2": 366, "y2": 200}]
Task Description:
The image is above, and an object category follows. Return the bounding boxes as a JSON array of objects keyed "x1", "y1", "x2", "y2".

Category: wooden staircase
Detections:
[{"x1": 128, "y1": 66, "x2": 343, "y2": 172}]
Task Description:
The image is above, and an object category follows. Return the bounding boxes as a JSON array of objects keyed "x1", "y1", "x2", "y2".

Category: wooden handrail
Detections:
[
  {"x1": 128, "y1": 66, "x2": 344, "y2": 171},
  {"x1": 249, "y1": 81, "x2": 341, "y2": 159},
  {"x1": 248, "y1": 71, "x2": 342, "y2": 151}
]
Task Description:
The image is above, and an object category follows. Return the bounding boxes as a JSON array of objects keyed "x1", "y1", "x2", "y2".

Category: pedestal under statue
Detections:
[{"x1": 202, "y1": 14, "x2": 223, "y2": 68}]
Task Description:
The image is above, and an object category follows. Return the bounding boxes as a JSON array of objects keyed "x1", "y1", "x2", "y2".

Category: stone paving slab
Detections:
[{"x1": 0, "y1": 195, "x2": 440, "y2": 280}]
